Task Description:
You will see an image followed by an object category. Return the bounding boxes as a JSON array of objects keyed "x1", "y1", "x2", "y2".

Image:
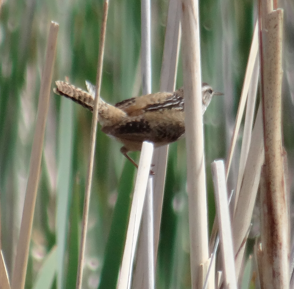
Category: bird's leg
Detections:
[
  {"x1": 120, "y1": 146, "x2": 138, "y2": 168},
  {"x1": 120, "y1": 146, "x2": 154, "y2": 175}
]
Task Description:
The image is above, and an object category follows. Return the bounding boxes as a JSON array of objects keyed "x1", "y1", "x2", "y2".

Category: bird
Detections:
[{"x1": 53, "y1": 80, "x2": 222, "y2": 168}]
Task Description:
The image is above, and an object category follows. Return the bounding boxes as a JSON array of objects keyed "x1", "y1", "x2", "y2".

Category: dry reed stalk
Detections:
[
  {"x1": 117, "y1": 142, "x2": 154, "y2": 289},
  {"x1": 211, "y1": 161, "x2": 237, "y2": 289},
  {"x1": 0, "y1": 251, "x2": 10, "y2": 289},
  {"x1": 255, "y1": 243, "x2": 263, "y2": 288},
  {"x1": 11, "y1": 21, "x2": 59, "y2": 289},
  {"x1": 258, "y1": 1, "x2": 288, "y2": 286},
  {"x1": 203, "y1": 190, "x2": 235, "y2": 289},
  {"x1": 209, "y1": 21, "x2": 259, "y2": 253},
  {"x1": 201, "y1": 257, "x2": 216, "y2": 289},
  {"x1": 152, "y1": 0, "x2": 181, "y2": 263},
  {"x1": 140, "y1": 0, "x2": 151, "y2": 94},
  {"x1": 232, "y1": 104, "x2": 264, "y2": 278},
  {"x1": 181, "y1": 0, "x2": 209, "y2": 288},
  {"x1": 0, "y1": 210, "x2": 9, "y2": 289},
  {"x1": 132, "y1": 0, "x2": 155, "y2": 287},
  {"x1": 133, "y1": 179, "x2": 154, "y2": 289},
  {"x1": 234, "y1": 57, "x2": 259, "y2": 214},
  {"x1": 75, "y1": 1, "x2": 109, "y2": 288},
  {"x1": 225, "y1": 23, "x2": 259, "y2": 177}
]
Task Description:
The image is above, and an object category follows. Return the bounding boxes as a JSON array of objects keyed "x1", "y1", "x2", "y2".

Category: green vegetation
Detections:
[{"x1": 0, "y1": 0, "x2": 292, "y2": 288}]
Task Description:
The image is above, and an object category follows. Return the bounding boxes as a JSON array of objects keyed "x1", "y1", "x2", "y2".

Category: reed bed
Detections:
[{"x1": 0, "y1": 0, "x2": 293, "y2": 288}]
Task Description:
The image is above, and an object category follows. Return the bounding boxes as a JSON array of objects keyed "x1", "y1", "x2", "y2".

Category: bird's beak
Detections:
[{"x1": 214, "y1": 91, "x2": 223, "y2": 96}]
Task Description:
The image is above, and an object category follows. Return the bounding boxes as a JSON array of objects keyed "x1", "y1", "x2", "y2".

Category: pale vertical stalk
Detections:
[
  {"x1": 141, "y1": 0, "x2": 151, "y2": 94},
  {"x1": 159, "y1": 0, "x2": 181, "y2": 91},
  {"x1": 153, "y1": 0, "x2": 181, "y2": 263},
  {"x1": 132, "y1": 0, "x2": 154, "y2": 287},
  {"x1": 0, "y1": 251, "x2": 9, "y2": 289},
  {"x1": 209, "y1": 22, "x2": 259, "y2": 252},
  {"x1": 232, "y1": 105, "x2": 264, "y2": 278},
  {"x1": 11, "y1": 21, "x2": 59, "y2": 289},
  {"x1": 234, "y1": 57, "x2": 259, "y2": 214},
  {"x1": 259, "y1": 4, "x2": 288, "y2": 287},
  {"x1": 117, "y1": 142, "x2": 154, "y2": 289},
  {"x1": 201, "y1": 258, "x2": 215, "y2": 289},
  {"x1": 203, "y1": 190, "x2": 234, "y2": 289},
  {"x1": 75, "y1": 2, "x2": 109, "y2": 288},
  {"x1": 0, "y1": 207, "x2": 9, "y2": 288},
  {"x1": 225, "y1": 22, "x2": 259, "y2": 177},
  {"x1": 133, "y1": 179, "x2": 154, "y2": 289},
  {"x1": 211, "y1": 161, "x2": 237, "y2": 289},
  {"x1": 146, "y1": 179, "x2": 155, "y2": 289},
  {"x1": 181, "y1": 0, "x2": 208, "y2": 288}
]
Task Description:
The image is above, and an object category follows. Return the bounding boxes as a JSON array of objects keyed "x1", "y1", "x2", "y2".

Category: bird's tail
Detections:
[{"x1": 54, "y1": 80, "x2": 126, "y2": 127}]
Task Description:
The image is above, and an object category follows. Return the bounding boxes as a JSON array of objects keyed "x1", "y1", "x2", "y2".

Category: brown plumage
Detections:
[{"x1": 54, "y1": 80, "x2": 221, "y2": 167}]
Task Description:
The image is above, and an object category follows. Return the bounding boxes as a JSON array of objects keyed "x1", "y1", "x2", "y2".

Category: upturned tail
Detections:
[{"x1": 54, "y1": 81, "x2": 126, "y2": 127}]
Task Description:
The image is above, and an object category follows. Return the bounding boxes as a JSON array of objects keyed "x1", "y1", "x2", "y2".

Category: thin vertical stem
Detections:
[
  {"x1": 153, "y1": 0, "x2": 181, "y2": 264},
  {"x1": 11, "y1": 21, "x2": 59, "y2": 289},
  {"x1": 132, "y1": 0, "x2": 154, "y2": 287},
  {"x1": 141, "y1": 0, "x2": 151, "y2": 94},
  {"x1": 117, "y1": 142, "x2": 154, "y2": 289},
  {"x1": 232, "y1": 104, "x2": 264, "y2": 278},
  {"x1": 75, "y1": 1, "x2": 109, "y2": 288},
  {"x1": 211, "y1": 161, "x2": 237, "y2": 289}
]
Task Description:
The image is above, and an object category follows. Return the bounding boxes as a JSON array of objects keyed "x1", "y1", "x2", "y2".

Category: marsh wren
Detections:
[{"x1": 54, "y1": 81, "x2": 222, "y2": 167}]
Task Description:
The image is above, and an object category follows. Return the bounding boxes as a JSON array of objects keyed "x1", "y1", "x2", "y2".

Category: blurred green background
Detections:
[{"x1": 0, "y1": 0, "x2": 293, "y2": 288}]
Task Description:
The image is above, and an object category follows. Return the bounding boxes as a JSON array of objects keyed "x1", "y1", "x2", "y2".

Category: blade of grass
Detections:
[
  {"x1": 32, "y1": 246, "x2": 57, "y2": 289},
  {"x1": 56, "y1": 99, "x2": 74, "y2": 289},
  {"x1": 65, "y1": 178, "x2": 80, "y2": 289},
  {"x1": 97, "y1": 161, "x2": 135, "y2": 289},
  {"x1": 240, "y1": 255, "x2": 254, "y2": 289},
  {"x1": 11, "y1": 21, "x2": 59, "y2": 289}
]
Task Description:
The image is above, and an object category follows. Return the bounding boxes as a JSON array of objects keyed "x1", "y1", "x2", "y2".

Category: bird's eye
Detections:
[{"x1": 208, "y1": 89, "x2": 213, "y2": 94}]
